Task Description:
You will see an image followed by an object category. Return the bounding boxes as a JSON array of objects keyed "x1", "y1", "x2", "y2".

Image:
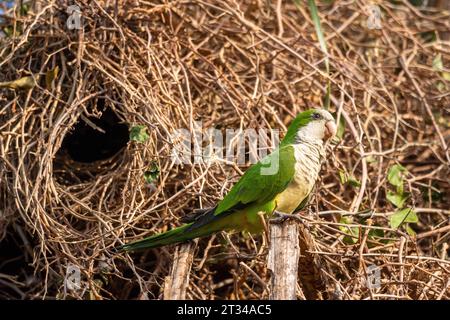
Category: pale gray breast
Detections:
[
  {"x1": 292, "y1": 142, "x2": 324, "y2": 188},
  {"x1": 275, "y1": 142, "x2": 324, "y2": 214}
]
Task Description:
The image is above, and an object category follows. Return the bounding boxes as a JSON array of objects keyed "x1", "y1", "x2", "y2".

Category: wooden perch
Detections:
[
  {"x1": 267, "y1": 219, "x2": 302, "y2": 300},
  {"x1": 163, "y1": 242, "x2": 195, "y2": 300}
]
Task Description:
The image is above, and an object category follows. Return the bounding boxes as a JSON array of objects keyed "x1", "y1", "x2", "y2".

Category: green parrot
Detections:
[{"x1": 119, "y1": 109, "x2": 336, "y2": 251}]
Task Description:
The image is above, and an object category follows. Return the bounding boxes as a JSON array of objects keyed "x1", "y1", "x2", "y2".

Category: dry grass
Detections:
[{"x1": 0, "y1": 0, "x2": 449, "y2": 300}]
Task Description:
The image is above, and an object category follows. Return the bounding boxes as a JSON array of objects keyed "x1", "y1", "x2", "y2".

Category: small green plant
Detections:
[
  {"x1": 339, "y1": 216, "x2": 359, "y2": 244},
  {"x1": 339, "y1": 169, "x2": 361, "y2": 188},
  {"x1": 144, "y1": 162, "x2": 160, "y2": 184},
  {"x1": 390, "y1": 208, "x2": 418, "y2": 232},
  {"x1": 129, "y1": 125, "x2": 149, "y2": 143},
  {"x1": 334, "y1": 115, "x2": 346, "y2": 142},
  {"x1": 432, "y1": 54, "x2": 450, "y2": 92},
  {"x1": 386, "y1": 164, "x2": 417, "y2": 235},
  {"x1": 45, "y1": 66, "x2": 60, "y2": 89},
  {"x1": 387, "y1": 164, "x2": 406, "y2": 193}
]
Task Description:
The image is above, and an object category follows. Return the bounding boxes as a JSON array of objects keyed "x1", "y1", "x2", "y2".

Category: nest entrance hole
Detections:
[{"x1": 61, "y1": 107, "x2": 129, "y2": 163}]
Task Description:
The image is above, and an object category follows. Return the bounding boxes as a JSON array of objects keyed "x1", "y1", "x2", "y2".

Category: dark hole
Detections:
[{"x1": 61, "y1": 107, "x2": 129, "y2": 163}]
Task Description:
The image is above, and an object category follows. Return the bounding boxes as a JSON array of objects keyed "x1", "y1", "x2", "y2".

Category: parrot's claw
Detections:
[{"x1": 270, "y1": 211, "x2": 292, "y2": 224}]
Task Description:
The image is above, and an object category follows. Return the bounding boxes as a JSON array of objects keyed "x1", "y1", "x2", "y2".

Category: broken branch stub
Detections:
[{"x1": 268, "y1": 220, "x2": 301, "y2": 300}]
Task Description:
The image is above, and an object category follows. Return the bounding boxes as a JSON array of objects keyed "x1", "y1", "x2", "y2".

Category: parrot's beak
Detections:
[{"x1": 324, "y1": 121, "x2": 337, "y2": 140}]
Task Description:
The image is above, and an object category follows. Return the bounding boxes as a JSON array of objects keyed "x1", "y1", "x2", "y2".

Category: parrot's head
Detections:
[{"x1": 281, "y1": 108, "x2": 337, "y2": 146}]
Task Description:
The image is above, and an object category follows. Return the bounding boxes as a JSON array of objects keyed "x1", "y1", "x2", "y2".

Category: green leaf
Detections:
[
  {"x1": 335, "y1": 115, "x2": 346, "y2": 140},
  {"x1": 129, "y1": 125, "x2": 149, "y2": 143},
  {"x1": 0, "y1": 75, "x2": 37, "y2": 90},
  {"x1": 389, "y1": 208, "x2": 418, "y2": 229},
  {"x1": 432, "y1": 54, "x2": 443, "y2": 72},
  {"x1": 304, "y1": 0, "x2": 329, "y2": 73},
  {"x1": 367, "y1": 227, "x2": 391, "y2": 246},
  {"x1": 339, "y1": 217, "x2": 359, "y2": 244},
  {"x1": 436, "y1": 81, "x2": 447, "y2": 92},
  {"x1": 387, "y1": 164, "x2": 406, "y2": 193},
  {"x1": 386, "y1": 191, "x2": 409, "y2": 208},
  {"x1": 347, "y1": 176, "x2": 361, "y2": 188},
  {"x1": 20, "y1": 4, "x2": 30, "y2": 16},
  {"x1": 2, "y1": 26, "x2": 14, "y2": 37},
  {"x1": 442, "y1": 72, "x2": 450, "y2": 81},
  {"x1": 405, "y1": 224, "x2": 416, "y2": 236},
  {"x1": 338, "y1": 170, "x2": 360, "y2": 188},
  {"x1": 144, "y1": 162, "x2": 160, "y2": 184},
  {"x1": 368, "y1": 228, "x2": 384, "y2": 240},
  {"x1": 45, "y1": 66, "x2": 59, "y2": 89},
  {"x1": 432, "y1": 54, "x2": 450, "y2": 83},
  {"x1": 338, "y1": 170, "x2": 347, "y2": 184}
]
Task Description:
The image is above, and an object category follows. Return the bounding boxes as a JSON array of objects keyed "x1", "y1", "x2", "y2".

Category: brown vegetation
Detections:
[{"x1": 0, "y1": 0, "x2": 448, "y2": 299}]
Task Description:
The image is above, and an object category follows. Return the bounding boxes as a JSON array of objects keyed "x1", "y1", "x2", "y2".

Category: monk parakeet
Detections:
[{"x1": 119, "y1": 109, "x2": 336, "y2": 251}]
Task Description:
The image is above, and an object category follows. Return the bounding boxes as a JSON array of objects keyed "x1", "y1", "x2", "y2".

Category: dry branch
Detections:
[
  {"x1": 163, "y1": 243, "x2": 195, "y2": 300},
  {"x1": 267, "y1": 220, "x2": 302, "y2": 300}
]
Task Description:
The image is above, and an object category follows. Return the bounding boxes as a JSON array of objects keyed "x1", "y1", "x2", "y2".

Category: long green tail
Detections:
[{"x1": 118, "y1": 222, "x2": 220, "y2": 251}]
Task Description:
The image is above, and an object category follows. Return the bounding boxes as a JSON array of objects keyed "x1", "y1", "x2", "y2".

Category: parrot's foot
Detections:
[{"x1": 270, "y1": 211, "x2": 292, "y2": 224}]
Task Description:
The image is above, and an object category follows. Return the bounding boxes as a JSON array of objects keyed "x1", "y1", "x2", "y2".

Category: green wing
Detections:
[{"x1": 215, "y1": 145, "x2": 296, "y2": 215}]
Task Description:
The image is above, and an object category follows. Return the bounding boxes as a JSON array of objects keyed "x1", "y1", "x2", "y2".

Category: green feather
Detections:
[
  {"x1": 215, "y1": 145, "x2": 296, "y2": 215},
  {"x1": 280, "y1": 109, "x2": 316, "y2": 146}
]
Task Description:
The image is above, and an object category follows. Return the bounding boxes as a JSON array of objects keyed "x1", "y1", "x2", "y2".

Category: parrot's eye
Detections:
[{"x1": 312, "y1": 113, "x2": 321, "y2": 120}]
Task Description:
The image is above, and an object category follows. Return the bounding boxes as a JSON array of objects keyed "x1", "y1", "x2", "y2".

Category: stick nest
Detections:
[{"x1": 0, "y1": 0, "x2": 449, "y2": 299}]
